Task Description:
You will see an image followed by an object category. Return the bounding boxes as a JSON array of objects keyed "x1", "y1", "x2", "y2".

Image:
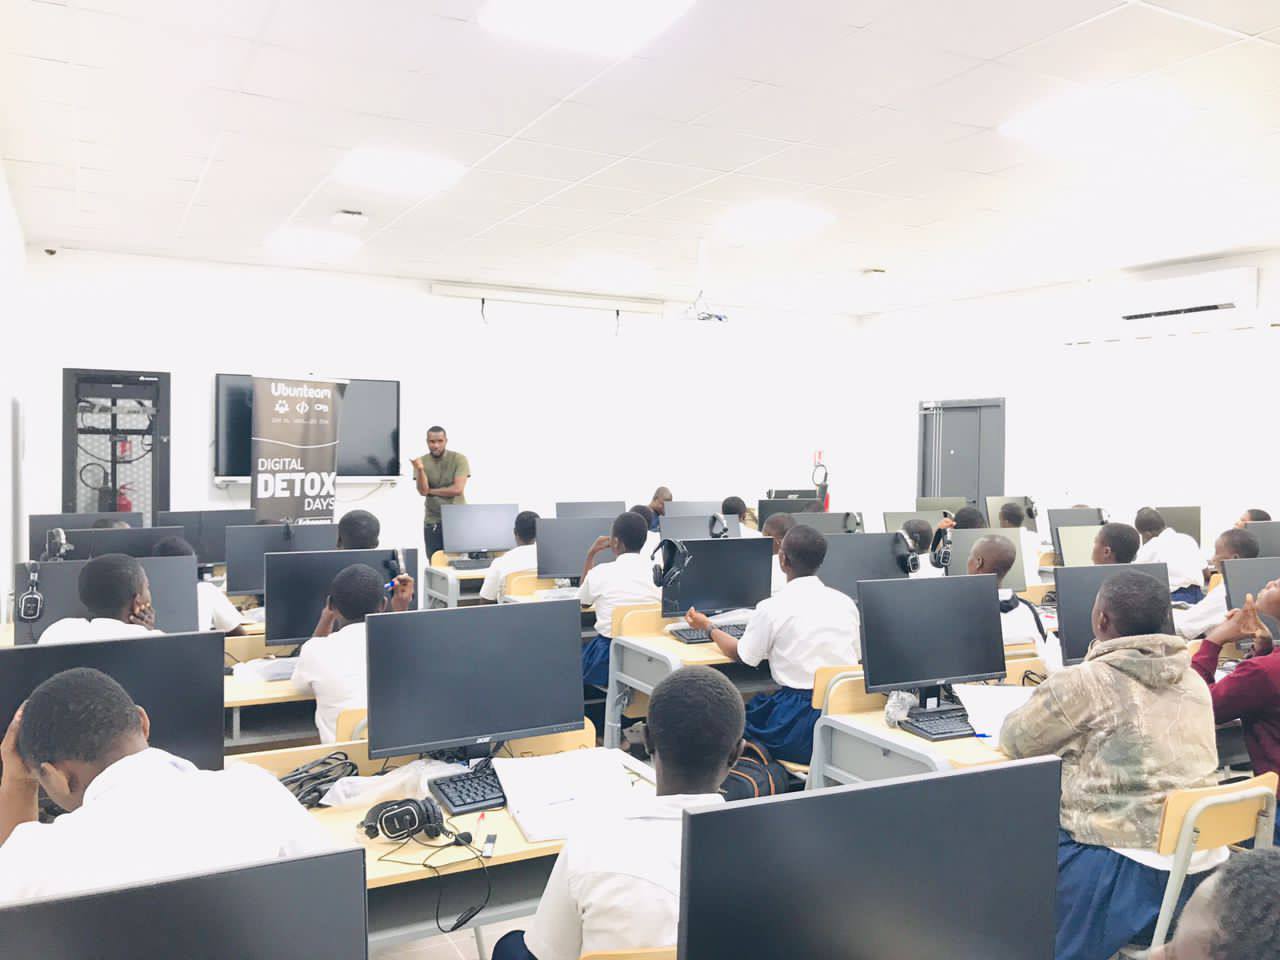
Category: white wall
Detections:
[{"x1": 0, "y1": 169, "x2": 25, "y2": 606}]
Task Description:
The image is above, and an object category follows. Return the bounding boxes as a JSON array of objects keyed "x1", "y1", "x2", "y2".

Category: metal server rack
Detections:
[{"x1": 61, "y1": 369, "x2": 171, "y2": 515}]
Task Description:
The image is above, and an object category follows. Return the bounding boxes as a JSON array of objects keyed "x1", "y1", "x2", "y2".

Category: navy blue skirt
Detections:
[
  {"x1": 582, "y1": 633, "x2": 611, "y2": 687},
  {"x1": 744, "y1": 686, "x2": 819, "y2": 764},
  {"x1": 1172, "y1": 585, "x2": 1205, "y2": 605}
]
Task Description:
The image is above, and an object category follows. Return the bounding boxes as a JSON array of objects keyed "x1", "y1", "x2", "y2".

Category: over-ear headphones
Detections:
[
  {"x1": 1024, "y1": 498, "x2": 1038, "y2": 521},
  {"x1": 999, "y1": 594, "x2": 1048, "y2": 641},
  {"x1": 18, "y1": 563, "x2": 43, "y2": 623},
  {"x1": 709, "y1": 514, "x2": 729, "y2": 538},
  {"x1": 652, "y1": 538, "x2": 691, "y2": 588},
  {"x1": 894, "y1": 532, "x2": 920, "y2": 574},
  {"x1": 929, "y1": 527, "x2": 953, "y2": 569},
  {"x1": 360, "y1": 797, "x2": 473, "y2": 845}
]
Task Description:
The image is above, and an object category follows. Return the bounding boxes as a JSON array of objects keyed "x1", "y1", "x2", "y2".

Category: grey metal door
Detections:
[{"x1": 918, "y1": 398, "x2": 1005, "y2": 512}]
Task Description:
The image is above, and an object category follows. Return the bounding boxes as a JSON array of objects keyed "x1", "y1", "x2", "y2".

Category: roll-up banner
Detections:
[{"x1": 250, "y1": 377, "x2": 346, "y2": 522}]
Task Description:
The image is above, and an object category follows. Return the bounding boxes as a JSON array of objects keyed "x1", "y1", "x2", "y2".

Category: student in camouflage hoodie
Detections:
[{"x1": 1001, "y1": 570, "x2": 1221, "y2": 960}]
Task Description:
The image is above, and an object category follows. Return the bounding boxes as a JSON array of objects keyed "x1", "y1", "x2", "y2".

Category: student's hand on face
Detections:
[
  {"x1": 391, "y1": 574, "x2": 415, "y2": 612},
  {"x1": 937, "y1": 517, "x2": 956, "y2": 530},
  {"x1": 685, "y1": 608, "x2": 712, "y2": 631},
  {"x1": 130, "y1": 601, "x2": 156, "y2": 629},
  {"x1": 0, "y1": 706, "x2": 36, "y2": 789},
  {"x1": 589, "y1": 535, "x2": 611, "y2": 555}
]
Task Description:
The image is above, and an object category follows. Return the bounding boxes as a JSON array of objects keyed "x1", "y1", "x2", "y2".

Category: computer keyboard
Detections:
[
  {"x1": 670, "y1": 623, "x2": 746, "y2": 644},
  {"x1": 429, "y1": 765, "x2": 507, "y2": 816},
  {"x1": 449, "y1": 558, "x2": 489, "y2": 571},
  {"x1": 898, "y1": 706, "x2": 976, "y2": 742}
]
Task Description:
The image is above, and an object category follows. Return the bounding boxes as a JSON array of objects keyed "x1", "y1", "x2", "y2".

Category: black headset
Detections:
[
  {"x1": 1024, "y1": 497, "x2": 1038, "y2": 521},
  {"x1": 18, "y1": 563, "x2": 43, "y2": 622},
  {"x1": 894, "y1": 532, "x2": 920, "y2": 574},
  {"x1": 999, "y1": 594, "x2": 1048, "y2": 641},
  {"x1": 652, "y1": 538, "x2": 691, "y2": 588},
  {"x1": 929, "y1": 526, "x2": 953, "y2": 569},
  {"x1": 708, "y1": 514, "x2": 730, "y2": 538}
]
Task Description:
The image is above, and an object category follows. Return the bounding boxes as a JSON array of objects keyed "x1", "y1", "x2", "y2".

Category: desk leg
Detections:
[
  {"x1": 603, "y1": 653, "x2": 629, "y2": 750},
  {"x1": 230, "y1": 706, "x2": 241, "y2": 744}
]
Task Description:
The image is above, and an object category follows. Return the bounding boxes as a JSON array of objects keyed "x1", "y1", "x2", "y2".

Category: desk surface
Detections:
[
  {"x1": 619, "y1": 632, "x2": 734, "y2": 667},
  {"x1": 224, "y1": 676, "x2": 312, "y2": 708},
  {"x1": 833, "y1": 709, "x2": 1009, "y2": 768}
]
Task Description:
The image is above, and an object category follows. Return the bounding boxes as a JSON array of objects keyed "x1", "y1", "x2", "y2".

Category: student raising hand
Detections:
[{"x1": 390, "y1": 574, "x2": 415, "y2": 612}]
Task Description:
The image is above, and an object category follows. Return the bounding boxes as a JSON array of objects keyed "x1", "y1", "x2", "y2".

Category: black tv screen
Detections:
[{"x1": 214, "y1": 374, "x2": 400, "y2": 479}]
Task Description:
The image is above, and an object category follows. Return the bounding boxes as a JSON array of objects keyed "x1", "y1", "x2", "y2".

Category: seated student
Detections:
[
  {"x1": 938, "y1": 505, "x2": 986, "y2": 530},
  {"x1": 761, "y1": 512, "x2": 797, "y2": 593},
  {"x1": 492, "y1": 666, "x2": 743, "y2": 960},
  {"x1": 478, "y1": 510, "x2": 540, "y2": 603},
  {"x1": 1236, "y1": 507, "x2": 1271, "y2": 528},
  {"x1": 0, "y1": 667, "x2": 333, "y2": 903},
  {"x1": 335, "y1": 509, "x2": 379, "y2": 549},
  {"x1": 1191, "y1": 581, "x2": 1280, "y2": 832},
  {"x1": 579, "y1": 513, "x2": 661, "y2": 687},
  {"x1": 153, "y1": 536, "x2": 244, "y2": 636},
  {"x1": 1148, "y1": 848, "x2": 1280, "y2": 960},
  {"x1": 1092, "y1": 521, "x2": 1141, "y2": 565},
  {"x1": 1135, "y1": 507, "x2": 1207, "y2": 603},
  {"x1": 1175, "y1": 528, "x2": 1260, "y2": 639},
  {"x1": 91, "y1": 518, "x2": 130, "y2": 529},
  {"x1": 902, "y1": 517, "x2": 945, "y2": 579},
  {"x1": 291, "y1": 564, "x2": 415, "y2": 743},
  {"x1": 722, "y1": 495, "x2": 761, "y2": 535},
  {"x1": 629, "y1": 504, "x2": 661, "y2": 558},
  {"x1": 1000, "y1": 570, "x2": 1222, "y2": 960},
  {"x1": 998, "y1": 501, "x2": 1043, "y2": 586},
  {"x1": 966, "y1": 536, "x2": 1046, "y2": 648},
  {"x1": 39, "y1": 554, "x2": 162, "y2": 645},
  {"x1": 647, "y1": 486, "x2": 673, "y2": 531},
  {"x1": 684, "y1": 525, "x2": 858, "y2": 765}
]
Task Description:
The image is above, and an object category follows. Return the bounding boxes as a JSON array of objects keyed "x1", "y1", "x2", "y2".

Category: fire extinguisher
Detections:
[{"x1": 117, "y1": 482, "x2": 133, "y2": 513}]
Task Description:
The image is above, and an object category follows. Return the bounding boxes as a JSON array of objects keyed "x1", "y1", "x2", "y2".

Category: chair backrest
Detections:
[
  {"x1": 812, "y1": 666, "x2": 882, "y2": 713},
  {"x1": 1038, "y1": 550, "x2": 1057, "y2": 568},
  {"x1": 1156, "y1": 772, "x2": 1280, "y2": 855},
  {"x1": 335, "y1": 708, "x2": 368, "y2": 742},
  {"x1": 505, "y1": 718, "x2": 596, "y2": 758},
  {"x1": 580, "y1": 950, "x2": 676, "y2": 960},
  {"x1": 1004, "y1": 658, "x2": 1048, "y2": 687},
  {"x1": 431, "y1": 550, "x2": 450, "y2": 569},
  {"x1": 1019, "y1": 583, "x2": 1053, "y2": 605},
  {"x1": 504, "y1": 571, "x2": 555, "y2": 598},
  {"x1": 612, "y1": 602, "x2": 664, "y2": 638},
  {"x1": 1207, "y1": 572, "x2": 1223, "y2": 594}
]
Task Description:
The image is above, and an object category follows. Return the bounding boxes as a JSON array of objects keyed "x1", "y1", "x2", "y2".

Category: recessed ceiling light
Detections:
[
  {"x1": 478, "y1": 0, "x2": 696, "y2": 59},
  {"x1": 264, "y1": 226, "x2": 362, "y2": 263},
  {"x1": 715, "y1": 199, "x2": 835, "y2": 246},
  {"x1": 332, "y1": 147, "x2": 465, "y2": 197}
]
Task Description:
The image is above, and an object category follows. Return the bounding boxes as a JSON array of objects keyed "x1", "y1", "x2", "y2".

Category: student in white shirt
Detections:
[
  {"x1": 630, "y1": 505, "x2": 662, "y2": 559},
  {"x1": 0, "y1": 667, "x2": 334, "y2": 904},
  {"x1": 1092, "y1": 522, "x2": 1141, "y2": 566},
  {"x1": 966, "y1": 535, "x2": 1046, "y2": 648},
  {"x1": 579, "y1": 512, "x2": 661, "y2": 687},
  {"x1": 38, "y1": 554, "x2": 163, "y2": 645},
  {"x1": 684, "y1": 524, "x2": 858, "y2": 764},
  {"x1": 902, "y1": 518, "x2": 946, "y2": 580},
  {"x1": 153, "y1": 536, "x2": 243, "y2": 635},
  {"x1": 1135, "y1": 507, "x2": 1207, "y2": 603},
  {"x1": 291, "y1": 563, "x2": 415, "y2": 743},
  {"x1": 761, "y1": 512, "x2": 797, "y2": 593},
  {"x1": 722, "y1": 495, "x2": 761, "y2": 536},
  {"x1": 336, "y1": 509, "x2": 380, "y2": 549},
  {"x1": 998, "y1": 501, "x2": 1044, "y2": 587},
  {"x1": 1175, "y1": 528, "x2": 1260, "y2": 640},
  {"x1": 492, "y1": 666, "x2": 744, "y2": 960},
  {"x1": 478, "y1": 510, "x2": 540, "y2": 602}
]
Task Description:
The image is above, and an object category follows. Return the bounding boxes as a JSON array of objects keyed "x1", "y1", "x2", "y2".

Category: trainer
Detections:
[{"x1": 412, "y1": 425, "x2": 470, "y2": 559}]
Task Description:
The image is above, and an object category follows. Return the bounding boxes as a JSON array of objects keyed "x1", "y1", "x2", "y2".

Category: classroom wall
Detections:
[{"x1": 0, "y1": 169, "x2": 25, "y2": 610}]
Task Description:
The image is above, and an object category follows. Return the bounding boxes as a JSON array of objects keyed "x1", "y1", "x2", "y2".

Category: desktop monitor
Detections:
[
  {"x1": 659, "y1": 514, "x2": 741, "y2": 542},
  {"x1": 154, "y1": 509, "x2": 256, "y2": 565},
  {"x1": 663, "y1": 500, "x2": 723, "y2": 518},
  {"x1": 757, "y1": 498, "x2": 824, "y2": 527},
  {"x1": 859, "y1": 575, "x2": 1005, "y2": 693},
  {"x1": 0, "y1": 632, "x2": 224, "y2": 769},
  {"x1": 986, "y1": 496, "x2": 1038, "y2": 533},
  {"x1": 62, "y1": 526, "x2": 185, "y2": 559},
  {"x1": 28, "y1": 511, "x2": 142, "y2": 561},
  {"x1": 792, "y1": 511, "x2": 863, "y2": 536},
  {"x1": 1053, "y1": 563, "x2": 1172, "y2": 665},
  {"x1": 1221, "y1": 557, "x2": 1280, "y2": 641},
  {"x1": 1047, "y1": 508, "x2": 1106, "y2": 563},
  {"x1": 1055, "y1": 525, "x2": 1102, "y2": 569},
  {"x1": 554, "y1": 500, "x2": 625, "y2": 519},
  {"x1": 441, "y1": 504, "x2": 518, "y2": 554},
  {"x1": 660, "y1": 537, "x2": 772, "y2": 617},
  {"x1": 224, "y1": 523, "x2": 339, "y2": 595},
  {"x1": 536, "y1": 517, "x2": 615, "y2": 580},
  {"x1": 12, "y1": 556, "x2": 199, "y2": 645},
  {"x1": 916, "y1": 496, "x2": 969, "y2": 514},
  {"x1": 1244, "y1": 521, "x2": 1280, "y2": 558},
  {"x1": 1156, "y1": 505, "x2": 1202, "y2": 546},
  {"x1": 264, "y1": 548, "x2": 418, "y2": 647},
  {"x1": 882, "y1": 510, "x2": 946, "y2": 534},
  {"x1": 766, "y1": 488, "x2": 818, "y2": 500},
  {"x1": 944, "y1": 527, "x2": 1027, "y2": 592},
  {"x1": 679, "y1": 758, "x2": 1061, "y2": 959},
  {"x1": 818, "y1": 533, "x2": 908, "y2": 603},
  {"x1": 0, "y1": 850, "x2": 368, "y2": 958},
  {"x1": 366, "y1": 600, "x2": 583, "y2": 759}
]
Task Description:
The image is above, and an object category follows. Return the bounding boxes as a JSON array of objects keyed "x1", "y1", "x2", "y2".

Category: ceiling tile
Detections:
[
  {"x1": 637, "y1": 127, "x2": 785, "y2": 172},
  {"x1": 548, "y1": 182, "x2": 668, "y2": 217},
  {"x1": 1160, "y1": 38, "x2": 1280, "y2": 131},
  {"x1": 1149, "y1": 0, "x2": 1280, "y2": 36},
  {"x1": 569, "y1": 58, "x2": 758, "y2": 124},
  {"x1": 521, "y1": 101, "x2": 682, "y2": 156},
  {"x1": 581, "y1": 158, "x2": 721, "y2": 196},
  {"x1": 890, "y1": 62, "x2": 1077, "y2": 129},
  {"x1": 478, "y1": 139, "x2": 620, "y2": 181},
  {"x1": 737, "y1": 145, "x2": 878, "y2": 186},
  {"x1": 5, "y1": 0, "x2": 72, "y2": 62},
  {"x1": 75, "y1": 0, "x2": 274, "y2": 39}
]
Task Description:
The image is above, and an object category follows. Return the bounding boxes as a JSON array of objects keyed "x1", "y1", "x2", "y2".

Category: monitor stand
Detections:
[
  {"x1": 429, "y1": 742, "x2": 503, "y2": 765},
  {"x1": 449, "y1": 552, "x2": 493, "y2": 570},
  {"x1": 907, "y1": 685, "x2": 966, "y2": 720}
]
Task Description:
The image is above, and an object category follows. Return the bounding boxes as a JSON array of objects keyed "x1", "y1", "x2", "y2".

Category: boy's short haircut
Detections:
[
  {"x1": 612, "y1": 512, "x2": 648, "y2": 553},
  {"x1": 18, "y1": 667, "x2": 142, "y2": 767},
  {"x1": 781, "y1": 525, "x2": 827, "y2": 577},
  {"x1": 648, "y1": 666, "x2": 744, "y2": 780},
  {"x1": 1098, "y1": 522, "x2": 1141, "y2": 563}
]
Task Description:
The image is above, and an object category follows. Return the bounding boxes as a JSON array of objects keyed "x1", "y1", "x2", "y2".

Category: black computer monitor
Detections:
[
  {"x1": 679, "y1": 758, "x2": 1061, "y2": 959},
  {"x1": 916, "y1": 496, "x2": 969, "y2": 514},
  {"x1": 28, "y1": 512, "x2": 143, "y2": 561},
  {"x1": 0, "y1": 632, "x2": 224, "y2": 769},
  {"x1": 766, "y1": 488, "x2": 818, "y2": 500},
  {"x1": 1053, "y1": 563, "x2": 1172, "y2": 665},
  {"x1": 1221, "y1": 557, "x2": 1280, "y2": 641},
  {"x1": 818, "y1": 533, "x2": 908, "y2": 603},
  {"x1": 661, "y1": 537, "x2": 772, "y2": 617},
  {"x1": 555, "y1": 500, "x2": 625, "y2": 518},
  {"x1": 757, "y1": 498, "x2": 823, "y2": 527},
  {"x1": 659, "y1": 515, "x2": 741, "y2": 542},
  {"x1": 366, "y1": 600, "x2": 583, "y2": 759},
  {"x1": 1048, "y1": 508, "x2": 1106, "y2": 563},
  {"x1": 945, "y1": 528, "x2": 1027, "y2": 593},
  {"x1": 882, "y1": 509, "x2": 947, "y2": 535},
  {"x1": 1156, "y1": 505, "x2": 1202, "y2": 546},
  {"x1": 0, "y1": 849, "x2": 368, "y2": 957},
  {"x1": 61, "y1": 526, "x2": 185, "y2": 559},
  {"x1": 986, "y1": 496, "x2": 1038, "y2": 533},
  {"x1": 536, "y1": 517, "x2": 615, "y2": 580},
  {"x1": 440, "y1": 504, "x2": 518, "y2": 555},
  {"x1": 859, "y1": 575, "x2": 1005, "y2": 692},
  {"x1": 662, "y1": 500, "x2": 722, "y2": 518},
  {"x1": 264, "y1": 548, "x2": 418, "y2": 648},
  {"x1": 154, "y1": 509, "x2": 256, "y2": 564},
  {"x1": 12, "y1": 556, "x2": 200, "y2": 645},
  {"x1": 224, "y1": 523, "x2": 339, "y2": 595},
  {"x1": 792, "y1": 511, "x2": 863, "y2": 535},
  {"x1": 1244, "y1": 520, "x2": 1280, "y2": 558}
]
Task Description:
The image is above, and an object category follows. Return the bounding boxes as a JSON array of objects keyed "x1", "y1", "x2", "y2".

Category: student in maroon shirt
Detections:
[{"x1": 1191, "y1": 578, "x2": 1280, "y2": 841}]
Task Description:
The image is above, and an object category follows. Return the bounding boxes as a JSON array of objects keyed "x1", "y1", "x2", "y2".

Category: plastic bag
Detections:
[
  {"x1": 884, "y1": 689, "x2": 919, "y2": 728},
  {"x1": 319, "y1": 757, "x2": 467, "y2": 807}
]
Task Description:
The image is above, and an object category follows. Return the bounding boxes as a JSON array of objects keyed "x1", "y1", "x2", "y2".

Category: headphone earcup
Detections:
[{"x1": 420, "y1": 797, "x2": 445, "y2": 839}]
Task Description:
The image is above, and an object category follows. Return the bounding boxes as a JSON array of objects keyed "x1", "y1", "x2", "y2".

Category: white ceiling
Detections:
[{"x1": 3, "y1": 0, "x2": 1280, "y2": 312}]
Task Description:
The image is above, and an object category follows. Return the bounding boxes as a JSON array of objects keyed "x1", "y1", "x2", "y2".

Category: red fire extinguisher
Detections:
[{"x1": 117, "y1": 482, "x2": 133, "y2": 513}]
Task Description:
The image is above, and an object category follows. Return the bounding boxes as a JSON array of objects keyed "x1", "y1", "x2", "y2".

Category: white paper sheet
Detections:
[{"x1": 953, "y1": 684, "x2": 1036, "y2": 739}]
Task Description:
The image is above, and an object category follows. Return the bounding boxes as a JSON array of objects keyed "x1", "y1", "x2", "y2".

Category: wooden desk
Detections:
[{"x1": 223, "y1": 677, "x2": 316, "y2": 751}]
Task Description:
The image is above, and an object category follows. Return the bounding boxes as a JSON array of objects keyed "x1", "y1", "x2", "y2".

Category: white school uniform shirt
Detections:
[
  {"x1": 1135, "y1": 528, "x2": 1205, "y2": 591},
  {"x1": 523, "y1": 793, "x2": 723, "y2": 960},
  {"x1": 770, "y1": 554, "x2": 786, "y2": 593},
  {"x1": 291, "y1": 621, "x2": 367, "y2": 743},
  {"x1": 478, "y1": 543, "x2": 538, "y2": 601},
  {"x1": 0, "y1": 748, "x2": 336, "y2": 905},
  {"x1": 578, "y1": 552, "x2": 660, "y2": 638},
  {"x1": 1174, "y1": 582, "x2": 1229, "y2": 640},
  {"x1": 1020, "y1": 527, "x2": 1044, "y2": 587},
  {"x1": 739, "y1": 525, "x2": 763, "y2": 538},
  {"x1": 197, "y1": 580, "x2": 242, "y2": 633},
  {"x1": 738, "y1": 575, "x2": 860, "y2": 689},
  {"x1": 38, "y1": 618, "x2": 160, "y2": 645},
  {"x1": 909, "y1": 557, "x2": 947, "y2": 580},
  {"x1": 999, "y1": 590, "x2": 1044, "y2": 647}
]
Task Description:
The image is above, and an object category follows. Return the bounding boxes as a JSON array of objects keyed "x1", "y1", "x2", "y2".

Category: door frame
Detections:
[{"x1": 917, "y1": 397, "x2": 1005, "y2": 502}]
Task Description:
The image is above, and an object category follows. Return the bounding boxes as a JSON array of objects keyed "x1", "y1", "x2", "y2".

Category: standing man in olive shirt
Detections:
[{"x1": 413, "y1": 426, "x2": 470, "y2": 560}]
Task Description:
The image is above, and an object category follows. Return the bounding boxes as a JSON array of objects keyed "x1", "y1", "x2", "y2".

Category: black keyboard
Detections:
[
  {"x1": 429, "y1": 765, "x2": 506, "y2": 816},
  {"x1": 671, "y1": 623, "x2": 746, "y2": 644},
  {"x1": 449, "y1": 558, "x2": 489, "y2": 571},
  {"x1": 898, "y1": 706, "x2": 975, "y2": 742}
]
